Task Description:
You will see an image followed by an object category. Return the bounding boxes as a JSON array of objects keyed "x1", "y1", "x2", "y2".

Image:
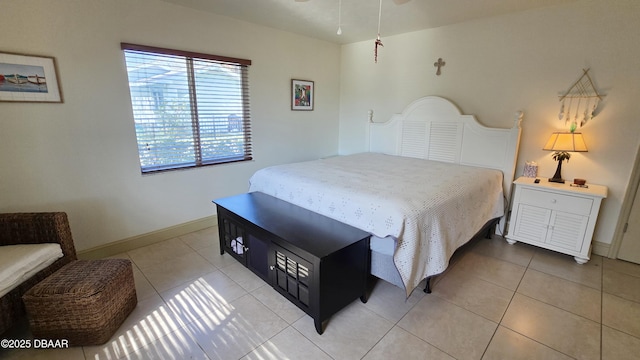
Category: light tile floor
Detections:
[{"x1": 3, "y1": 227, "x2": 640, "y2": 359}]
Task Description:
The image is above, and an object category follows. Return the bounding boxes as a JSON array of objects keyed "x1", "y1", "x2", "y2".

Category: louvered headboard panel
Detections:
[
  {"x1": 368, "y1": 96, "x2": 523, "y2": 219},
  {"x1": 426, "y1": 122, "x2": 462, "y2": 163}
]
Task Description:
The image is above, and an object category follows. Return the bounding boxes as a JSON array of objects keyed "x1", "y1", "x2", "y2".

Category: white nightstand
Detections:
[{"x1": 506, "y1": 177, "x2": 607, "y2": 264}]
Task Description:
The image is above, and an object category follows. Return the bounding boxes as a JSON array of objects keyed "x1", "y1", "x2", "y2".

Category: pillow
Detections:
[{"x1": 0, "y1": 243, "x2": 63, "y2": 297}]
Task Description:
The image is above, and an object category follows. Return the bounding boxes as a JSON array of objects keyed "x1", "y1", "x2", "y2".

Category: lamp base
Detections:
[{"x1": 549, "y1": 159, "x2": 565, "y2": 184}]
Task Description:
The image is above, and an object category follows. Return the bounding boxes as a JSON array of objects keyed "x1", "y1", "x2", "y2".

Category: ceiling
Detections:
[{"x1": 159, "y1": 0, "x2": 576, "y2": 44}]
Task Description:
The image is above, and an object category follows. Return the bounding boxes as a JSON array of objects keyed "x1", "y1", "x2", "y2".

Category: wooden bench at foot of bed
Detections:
[{"x1": 213, "y1": 192, "x2": 370, "y2": 335}]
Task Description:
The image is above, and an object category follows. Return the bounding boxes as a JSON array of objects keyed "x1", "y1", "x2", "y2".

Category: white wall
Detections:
[
  {"x1": 3, "y1": 0, "x2": 637, "y2": 252},
  {"x1": 0, "y1": 0, "x2": 341, "y2": 251},
  {"x1": 339, "y1": 0, "x2": 640, "y2": 247}
]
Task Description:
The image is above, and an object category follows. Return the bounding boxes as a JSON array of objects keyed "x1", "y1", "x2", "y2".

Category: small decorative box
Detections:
[{"x1": 523, "y1": 161, "x2": 538, "y2": 178}]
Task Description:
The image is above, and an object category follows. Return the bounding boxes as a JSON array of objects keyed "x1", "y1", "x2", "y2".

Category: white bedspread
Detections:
[{"x1": 249, "y1": 153, "x2": 504, "y2": 295}]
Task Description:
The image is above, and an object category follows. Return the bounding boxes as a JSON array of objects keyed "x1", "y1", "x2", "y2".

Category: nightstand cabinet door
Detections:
[
  {"x1": 512, "y1": 204, "x2": 551, "y2": 243},
  {"x1": 547, "y1": 211, "x2": 590, "y2": 252},
  {"x1": 506, "y1": 177, "x2": 607, "y2": 264}
]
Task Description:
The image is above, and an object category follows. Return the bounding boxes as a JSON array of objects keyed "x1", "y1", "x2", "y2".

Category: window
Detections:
[{"x1": 121, "y1": 43, "x2": 252, "y2": 173}]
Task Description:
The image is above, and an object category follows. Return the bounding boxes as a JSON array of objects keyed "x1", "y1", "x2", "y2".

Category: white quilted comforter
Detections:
[{"x1": 249, "y1": 153, "x2": 504, "y2": 295}]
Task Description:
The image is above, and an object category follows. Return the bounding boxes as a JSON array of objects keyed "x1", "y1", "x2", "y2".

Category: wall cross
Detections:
[{"x1": 434, "y1": 58, "x2": 445, "y2": 76}]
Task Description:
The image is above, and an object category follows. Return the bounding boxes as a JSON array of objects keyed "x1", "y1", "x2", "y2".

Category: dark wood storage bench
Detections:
[{"x1": 213, "y1": 192, "x2": 370, "y2": 334}]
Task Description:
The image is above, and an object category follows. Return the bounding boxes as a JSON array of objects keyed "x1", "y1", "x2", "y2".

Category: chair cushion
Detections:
[{"x1": 0, "y1": 243, "x2": 63, "y2": 297}]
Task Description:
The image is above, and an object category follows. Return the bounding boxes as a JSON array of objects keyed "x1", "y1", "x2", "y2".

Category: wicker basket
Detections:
[{"x1": 22, "y1": 259, "x2": 137, "y2": 346}]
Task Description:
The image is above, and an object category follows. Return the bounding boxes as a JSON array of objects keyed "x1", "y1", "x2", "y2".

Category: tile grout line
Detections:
[
  {"x1": 401, "y1": 247, "x2": 502, "y2": 360},
  {"x1": 478, "y1": 243, "x2": 535, "y2": 360},
  {"x1": 358, "y1": 285, "x2": 439, "y2": 360},
  {"x1": 115, "y1": 240, "x2": 233, "y2": 359},
  {"x1": 487, "y1": 247, "x2": 580, "y2": 360},
  {"x1": 93, "y1": 231, "x2": 640, "y2": 359},
  {"x1": 601, "y1": 257, "x2": 604, "y2": 360}
]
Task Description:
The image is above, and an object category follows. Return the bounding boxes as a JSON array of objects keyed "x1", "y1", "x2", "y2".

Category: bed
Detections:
[{"x1": 249, "y1": 96, "x2": 523, "y2": 296}]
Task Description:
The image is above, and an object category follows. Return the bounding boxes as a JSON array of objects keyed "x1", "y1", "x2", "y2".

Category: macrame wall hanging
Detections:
[{"x1": 558, "y1": 68, "x2": 604, "y2": 131}]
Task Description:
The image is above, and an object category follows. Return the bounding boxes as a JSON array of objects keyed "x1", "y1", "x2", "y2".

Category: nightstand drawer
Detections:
[{"x1": 519, "y1": 188, "x2": 593, "y2": 216}]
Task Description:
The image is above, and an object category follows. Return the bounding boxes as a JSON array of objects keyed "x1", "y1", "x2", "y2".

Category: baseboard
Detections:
[
  {"x1": 592, "y1": 240, "x2": 611, "y2": 258},
  {"x1": 78, "y1": 215, "x2": 217, "y2": 260},
  {"x1": 78, "y1": 214, "x2": 610, "y2": 260}
]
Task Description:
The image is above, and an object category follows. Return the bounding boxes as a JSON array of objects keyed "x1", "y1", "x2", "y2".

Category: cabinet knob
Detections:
[
  {"x1": 269, "y1": 265, "x2": 275, "y2": 271},
  {"x1": 551, "y1": 199, "x2": 557, "y2": 203}
]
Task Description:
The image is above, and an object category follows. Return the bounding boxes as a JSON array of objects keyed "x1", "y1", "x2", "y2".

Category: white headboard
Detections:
[{"x1": 367, "y1": 96, "x2": 523, "y2": 217}]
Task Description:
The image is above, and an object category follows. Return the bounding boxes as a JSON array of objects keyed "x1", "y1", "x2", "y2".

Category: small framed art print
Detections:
[
  {"x1": 291, "y1": 79, "x2": 313, "y2": 111},
  {"x1": 0, "y1": 51, "x2": 63, "y2": 103}
]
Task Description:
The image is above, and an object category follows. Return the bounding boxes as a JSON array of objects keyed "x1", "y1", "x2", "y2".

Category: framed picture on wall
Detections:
[
  {"x1": 0, "y1": 51, "x2": 63, "y2": 103},
  {"x1": 291, "y1": 79, "x2": 314, "y2": 111}
]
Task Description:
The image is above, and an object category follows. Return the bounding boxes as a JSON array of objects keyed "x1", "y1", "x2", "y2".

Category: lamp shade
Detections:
[{"x1": 543, "y1": 132, "x2": 588, "y2": 152}]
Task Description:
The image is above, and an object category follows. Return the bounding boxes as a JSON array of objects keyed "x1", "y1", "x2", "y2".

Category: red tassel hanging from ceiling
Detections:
[
  {"x1": 374, "y1": 34, "x2": 383, "y2": 63},
  {"x1": 374, "y1": 0, "x2": 383, "y2": 63}
]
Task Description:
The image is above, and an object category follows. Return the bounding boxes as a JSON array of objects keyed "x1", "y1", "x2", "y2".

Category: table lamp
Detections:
[{"x1": 543, "y1": 132, "x2": 588, "y2": 183}]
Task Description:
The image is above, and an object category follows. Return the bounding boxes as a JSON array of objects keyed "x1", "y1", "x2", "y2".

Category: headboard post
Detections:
[{"x1": 502, "y1": 111, "x2": 524, "y2": 197}]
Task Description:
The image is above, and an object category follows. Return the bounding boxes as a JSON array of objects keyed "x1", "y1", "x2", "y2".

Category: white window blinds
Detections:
[{"x1": 122, "y1": 43, "x2": 252, "y2": 173}]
